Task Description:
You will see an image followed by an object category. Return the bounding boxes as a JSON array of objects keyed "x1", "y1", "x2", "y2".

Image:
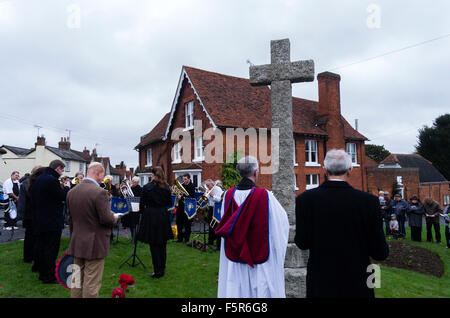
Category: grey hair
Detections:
[
  {"x1": 324, "y1": 149, "x2": 352, "y2": 176},
  {"x1": 236, "y1": 156, "x2": 259, "y2": 178},
  {"x1": 204, "y1": 179, "x2": 214, "y2": 185}
]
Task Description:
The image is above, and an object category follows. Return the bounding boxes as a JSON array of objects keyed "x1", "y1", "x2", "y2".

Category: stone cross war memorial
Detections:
[{"x1": 249, "y1": 38, "x2": 315, "y2": 297}]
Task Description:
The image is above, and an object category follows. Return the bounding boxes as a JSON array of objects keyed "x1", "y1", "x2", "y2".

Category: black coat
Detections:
[
  {"x1": 137, "y1": 182, "x2": 173, "y2": 245},
  {"x1": 295, "y1": 181, "x2": 389, "y2": 298},
  {"x1": 30, "y1": 167, "x2": 69, "y2": 233},
  {"x1": 176, "y1": 181, "x2": 196, "y2": 222},
  {"x1": 406, "y1": 202, "x2": 425, "y2": 227}
]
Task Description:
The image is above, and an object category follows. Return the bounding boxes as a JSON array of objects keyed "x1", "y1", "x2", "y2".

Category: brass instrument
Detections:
[
  {"x1": 120, "y1": 179, "x2": 134, "y2": 198},
  {"x1": 196, "y1": 181, "x2": 219, "y2": 220},
  {"x1": 71, "y1": 177, "x2": 79, "y2": 185},
  {"x1": 168, "y1": 179, "x2": 190, "y2": 213},
  {"x1": 102, "y1": 176, "x2": 113, "y2": 195}
]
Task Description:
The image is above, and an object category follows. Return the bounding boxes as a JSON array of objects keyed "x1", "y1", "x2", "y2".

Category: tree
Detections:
[
  {"x1": 220, "y1": 151, "x2": 242, "y2": 190},
  {"x1": 416, "y1": 113, "x2": 450, "y2": 180},
  {"x1": 365, "y1": 144, "x2": 391, "y2": 163}
]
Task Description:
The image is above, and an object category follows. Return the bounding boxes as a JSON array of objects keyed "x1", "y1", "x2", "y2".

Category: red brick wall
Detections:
[
  {"x1": 419, "y1": 182, "x2": 450, "y2": 207},
  {"x1": 366, "y1": 167, "x2": 420, "y2": 200}
]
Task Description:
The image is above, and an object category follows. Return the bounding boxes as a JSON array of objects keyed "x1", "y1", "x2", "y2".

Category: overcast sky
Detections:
[{"x1": 1, "y1": 0, "x2": 449, "y2": 169}]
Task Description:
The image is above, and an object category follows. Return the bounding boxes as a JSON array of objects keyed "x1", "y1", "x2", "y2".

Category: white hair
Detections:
[
  {"x1": 132, "y1": 176, "x2": 140, "y2": 183},
  {"x1": 236, "y1": 156, "x2": 259, "y2": 178},
  {"x1": 324, "y1": 149, "x2": 352, "y2": 176}
]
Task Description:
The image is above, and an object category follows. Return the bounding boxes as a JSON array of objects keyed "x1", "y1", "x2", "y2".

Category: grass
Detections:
[
  {"x1": 0, "y1": 237, "x2": 220, "y2": 298},
  {"x1": 374, "y1": 226, "x2": 449, "y2": 298},
  {"x1": 0, "y1": 227, "x2": 448, "y2": 298}
]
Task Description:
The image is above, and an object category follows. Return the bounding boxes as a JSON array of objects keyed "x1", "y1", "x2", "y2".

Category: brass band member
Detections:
[
  {"x1": 136, "y1": 167, "x2": 173, "y2": 278},
  {"x1": 204, "y1": 179, "x2": 223, "y2": 250},
  {"x1": 176, "y1": 174, "x2": 195, "y2": 243}
]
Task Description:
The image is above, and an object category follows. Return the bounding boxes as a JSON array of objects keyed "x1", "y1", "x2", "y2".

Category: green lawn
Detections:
[
  {"x1": 0, "y1": 237, "x2": 220, "y2": 298},
  {"x1": 0, "y1": 227, "x2": 448, "y2": 298},
  {"x1": 374, "y1": 227, "x2": 449, "y2": 298}
]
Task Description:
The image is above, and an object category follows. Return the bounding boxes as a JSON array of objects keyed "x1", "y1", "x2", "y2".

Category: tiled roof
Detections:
[
  {"x1": 45, "y1": 146, "x2": 88, "y2": 162},
  {"x1": 138, "y1": 66, "x2": 367, "y2": 147},
  {"x1": 1, "y1": 145, "x2": 34, "y2": 156},
  {"x1": 135, "y1": 112, "x2": 171, "y2": 149},
  {"x1": 380, "y1": 154, "x2": 448, "y2": 183},
  {"x1": 183, "y1": 66, "x2": 366, "y2": 138}
]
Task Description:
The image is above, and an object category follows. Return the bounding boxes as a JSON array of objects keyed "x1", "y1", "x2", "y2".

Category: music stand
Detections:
[{"x1": 119, "y1": 197, "x2": 147, "y2": 270}]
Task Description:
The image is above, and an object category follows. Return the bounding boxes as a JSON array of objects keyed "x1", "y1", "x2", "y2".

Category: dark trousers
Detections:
[
  {"x1": 426, "y1": 222, "x2": 441, "y2": 243},
  {"x1": 37, "y1": 230, "x2": 62, "y2": 282},
  {"x1": 445, "y1": 227, "x2": 450, "y2": 248},
  {"x1": 397, "y1": 213, "x2": 406, "y2": 236},
  {"x1": 410, "y1": 226, "x2": 422, "y2": 242},
  {"x1": 207, "y1": 207, "x2": 220, "y2": 250},
  {"x1": 149, "y1": 243, "x2": 166, "y2": 275},
  {"x1": 23, "y1": 221, "x2": 35, "y2": 263},
  {"x1": 176, "y1": 209, "x2": 191, "y2": 242},
  {"x1": 384, "y1": 218, "x2": 390, "y2": 236}
]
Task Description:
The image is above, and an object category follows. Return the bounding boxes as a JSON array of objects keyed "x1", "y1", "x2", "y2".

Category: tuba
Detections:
[
  {"x1": 120, "y1": 179, "x2": 134, "y2": 198},
  {"x1": 168, "y1": 179, "x2": 190, "y2": 212}
]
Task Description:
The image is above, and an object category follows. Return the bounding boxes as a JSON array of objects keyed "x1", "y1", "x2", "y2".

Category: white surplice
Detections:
[{"x1": 217, "y1": 188, "x2": 290, "y2": 298}]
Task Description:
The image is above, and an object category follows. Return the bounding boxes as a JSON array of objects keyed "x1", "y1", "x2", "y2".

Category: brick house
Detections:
[
  {"x1": 367, "y1": 153, "x2": 450, "y2": 207},
  {"x1": 135, "y1": 66, "x2": 368, "y2": 193}
]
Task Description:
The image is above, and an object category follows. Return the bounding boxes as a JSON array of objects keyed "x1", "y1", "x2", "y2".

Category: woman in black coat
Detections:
[
  {"x1": 137, "y1": 167, "x2": 173, "y2": 278},
  {"x1": 407, "y1": 195, "x2": 425, "y2": 242}
]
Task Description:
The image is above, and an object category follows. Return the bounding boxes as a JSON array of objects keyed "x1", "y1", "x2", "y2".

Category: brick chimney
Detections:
[
  {"x1": 317, "y1": 72, "x2": 345, "y2": 150},
  {"x1": 35, "y1": 135, "x2": 46, "y2": 147},
  {"x1": 58, "y1": 137, "x2": 71, "y2": 150}
]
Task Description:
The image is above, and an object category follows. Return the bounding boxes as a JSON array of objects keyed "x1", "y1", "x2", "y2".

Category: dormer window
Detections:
[{"x1": 185, "y1": 101, "x2": 194, "y2": 130}]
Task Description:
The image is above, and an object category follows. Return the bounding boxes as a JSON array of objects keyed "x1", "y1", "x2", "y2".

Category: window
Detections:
[
  {"x1": 174, "y1": 170, "x2": 202, "y2": 188},
  {"x1": 146, "y1": 148, "x2": 152, "y2": 167},
  {"x1": 306, "y1": 174, "x2": 320, "y2": 190},
  {"x1": 294, "y1": 174, "x2": 299, "y2": 191},
  {"x1": 79, "y1": 163, "x2": 83, "y2": 173},
  {"x1": 396, "y1": 176, "x2": 403, "y2": 185},
  {"x1": 172, "y1": 142, "x2": 182, "y2": 163},
  {"x1": 305, "y1": 140, "x2": 318, "y2": 165},
  {"x1": 293, "y1": 140, "x2": 298, "y2": 166},
  {"x1": 185, "y1": 101, "x2": 194, "y2": 129},
  {"x1": 65, "y1": 161, "x2": 70, "y2": 172},
  {"x1": 443, "y1": 195, "x2": 450, "y2": 206},
  {"x1": 346, "y1": 143, "x2": 358, "y2": 164},
  {"x1": 194, "y1": 137, "x2": 204, "y2": 161}
]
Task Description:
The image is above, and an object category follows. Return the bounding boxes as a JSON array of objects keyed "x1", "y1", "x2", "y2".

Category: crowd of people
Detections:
[
  {"x1": 1, "y1": 149, "x2": 449, "y2": 299},
  {"x1": 378, "y1": 191, "x2": 449, "y2": 247}
]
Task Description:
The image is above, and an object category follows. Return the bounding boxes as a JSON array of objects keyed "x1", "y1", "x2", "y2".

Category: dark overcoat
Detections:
[
  {"x1": 137, "y1": 182, "x2": 173, "y2": 245},
  {"x1": 406, "y1": 202, "x2": 425, "y2": 227},
  {"x1": 295, "y1": 180, "x2": 389, "y2": 298}
]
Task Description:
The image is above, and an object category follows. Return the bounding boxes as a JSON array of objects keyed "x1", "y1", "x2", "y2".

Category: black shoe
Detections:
[{"x1": 148, "y1": 272, "x2": 164, "y2": 279}]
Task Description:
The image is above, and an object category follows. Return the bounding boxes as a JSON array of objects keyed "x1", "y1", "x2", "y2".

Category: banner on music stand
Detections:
[
  {"x1": 184, "y1": 197, "x2": 197, "y2": 220},
  {"x1": 111, "y1": 197, "x2": 129, "y2": 215},
  {"x1": 212, "y1": 201, "x2": 222, "y2": 225}
]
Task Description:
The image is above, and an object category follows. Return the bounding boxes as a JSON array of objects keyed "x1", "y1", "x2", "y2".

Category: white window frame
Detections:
[
  {"x1": 396, "y1": 176, "x2": 403, "y2": 186},
  {"x1": 193, "y1": 137, "x2": 205, "y2": 162},
  {"x1": 305, "y1": 140, "x2": 320, "y2": 167},
  {"x1": 346, "y1": 142, "x2": 359, "y2": 166},
  {"x1": 79, "y1": 162, "x2": 83, "y2": 173},
  {"x1": 306, "y1": 174, "x2": 320, "y2": 190},
  {"x1": 443, "y1": 195, "x2": 450, "y2": 206},
  {"x1": 294, "y1": 174, "x2": 299, "y2": 191},
  {"x1": 185, "y1": 101, "x2": 194, "y2": 130},
  {"x1": 293, "y1": 140, "x2": 298, "y2": 167},
  {"x1": 172, "y1": 142, "x2": 182, "y2": 164},
  {"x1": 65, "y1": 161, "x2": 70, "y2": 172},
  {"x1": 146, "y1": 148, "x2": 153, "y2": 167}
]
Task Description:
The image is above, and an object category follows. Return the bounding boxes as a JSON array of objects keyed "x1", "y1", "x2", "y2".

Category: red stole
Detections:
[{"x1": 215, "y1": 186, "x2": 269, "y2": 267}]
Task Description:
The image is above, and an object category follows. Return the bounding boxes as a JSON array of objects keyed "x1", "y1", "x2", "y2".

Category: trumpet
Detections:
[{"x1": 196, "y1": 181, "x2": 219, "y2": 220}]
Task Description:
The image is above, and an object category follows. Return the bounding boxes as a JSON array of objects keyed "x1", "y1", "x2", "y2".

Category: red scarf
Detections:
[{"x1": 215, "y1": 186, "x2": 269, "y2": 267}]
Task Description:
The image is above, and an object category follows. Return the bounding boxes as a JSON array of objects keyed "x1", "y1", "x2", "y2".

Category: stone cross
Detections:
[{"x1": 249, "y1": 39, "x2": 314, "y2": 298}]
